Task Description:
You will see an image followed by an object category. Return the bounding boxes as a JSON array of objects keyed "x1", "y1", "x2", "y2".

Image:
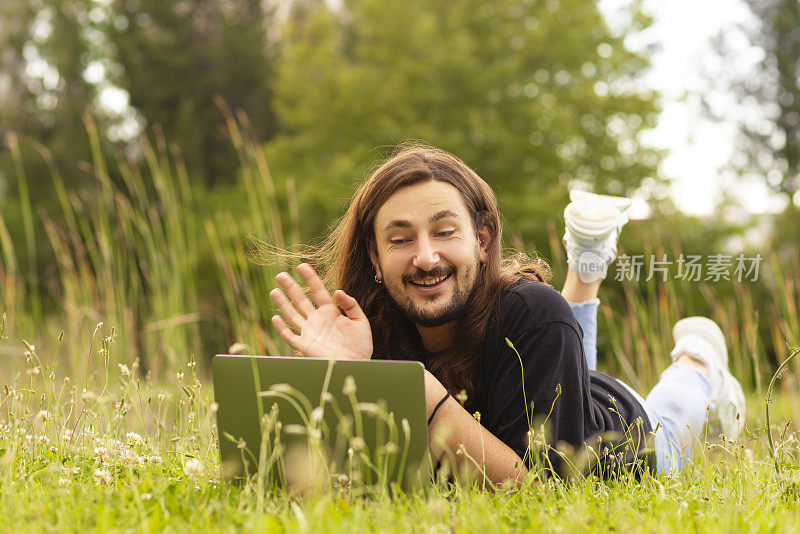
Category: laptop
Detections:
[{"x1": 212, "y1": 355, "x2": 432, "y2": 491}]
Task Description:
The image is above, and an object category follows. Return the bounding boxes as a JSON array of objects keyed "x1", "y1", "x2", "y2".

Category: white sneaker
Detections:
[
  {"x1": 670, "y1": 316, "x2": 746, "y2": 442},
  {"x1": 563, "y1": 191, "x2": 632, "y2": 282}
]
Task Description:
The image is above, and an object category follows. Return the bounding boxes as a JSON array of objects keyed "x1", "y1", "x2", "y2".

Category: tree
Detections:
[
  {"x1": 265, "y1": 0, "x2": 661, "y2": 246},
  {"x1": 711, "y1": 0, "x2": 800, "y2": 198},
  {"x1": 101, "y1": 0, "x2": 279, "y2": 186},
  {"x1": 0, "y1": 0, "x2": 97, "y2": 202}
]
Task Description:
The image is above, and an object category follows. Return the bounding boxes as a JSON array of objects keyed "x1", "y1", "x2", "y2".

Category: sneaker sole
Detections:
[
  {"x1": 569, "y1": 190, "x2": 633, "y2": 212},
  {"x1": 672, "y1": 317, "x2": 729, "y2": 369}
]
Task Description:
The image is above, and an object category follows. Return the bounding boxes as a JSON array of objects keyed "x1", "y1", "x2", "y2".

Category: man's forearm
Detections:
[{"x1": 424, "y1": 371, "x2": 528, "y2": 487}]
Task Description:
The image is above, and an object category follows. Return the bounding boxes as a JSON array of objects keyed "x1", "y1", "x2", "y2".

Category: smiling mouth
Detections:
[{"x1": 409, "y1": 273, "x2": 451, "y2": 287}]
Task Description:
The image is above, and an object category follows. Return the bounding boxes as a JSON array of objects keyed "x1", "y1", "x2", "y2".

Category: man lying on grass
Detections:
[{"x1": 267, "y1": 144, "x2": 745, "y2": 486}]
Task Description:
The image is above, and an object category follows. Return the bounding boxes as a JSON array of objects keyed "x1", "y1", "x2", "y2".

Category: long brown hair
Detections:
[{"x1": 254, "y1": 142, "x2": 551, "y2": 405}]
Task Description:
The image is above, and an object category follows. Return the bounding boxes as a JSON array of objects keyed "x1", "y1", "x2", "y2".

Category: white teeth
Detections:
[{"x1": 411, "y1": 275, "x2": 448, "y2": 286}]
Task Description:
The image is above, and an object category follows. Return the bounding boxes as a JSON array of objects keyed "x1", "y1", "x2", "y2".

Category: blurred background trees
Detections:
[
  {"x1": 267, "y1": 0, "x2": 660, "y2": 247},
  {"x1": 1, "y1": 0, "x2": 659, "y2": 246}
]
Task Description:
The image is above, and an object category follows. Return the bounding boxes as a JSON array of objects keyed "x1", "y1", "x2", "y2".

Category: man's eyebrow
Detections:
[
  {"x1": 429, "y1": 210, "x2": 459, "y2": 223},
  {"x1": 382, "y1": 219, "x2": 412, "y2": 232},
  {"x1": 382, "y1": 210, "x2": 460, "y2": 233}
]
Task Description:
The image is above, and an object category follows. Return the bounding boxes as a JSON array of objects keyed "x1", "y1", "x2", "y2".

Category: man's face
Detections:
[{"x1": 370, "y1": 181, "x2": 489, "y2": 328}]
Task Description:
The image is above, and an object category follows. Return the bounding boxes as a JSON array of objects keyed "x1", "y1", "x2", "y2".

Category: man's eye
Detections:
[
  {"x1": 436, "y1": 230, "x2": 455, "y2": 238},
  {"x1": 390, "y1": 239, "x2": 408, "y2": 245}
]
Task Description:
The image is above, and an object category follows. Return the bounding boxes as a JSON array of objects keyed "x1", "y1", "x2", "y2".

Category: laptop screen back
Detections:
[{"x1": 212, "y1": 355, "x2": 431, "y2": 491}]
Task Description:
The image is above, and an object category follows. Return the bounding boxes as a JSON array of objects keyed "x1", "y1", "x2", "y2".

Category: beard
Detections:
[{"x1": 381, "y1": 257, "x2": 481, "y2": 328}]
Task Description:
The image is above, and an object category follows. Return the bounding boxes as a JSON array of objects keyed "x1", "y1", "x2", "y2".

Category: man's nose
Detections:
[{"x1": 412, "y1": 235, "x2": 440, "y2": 271}]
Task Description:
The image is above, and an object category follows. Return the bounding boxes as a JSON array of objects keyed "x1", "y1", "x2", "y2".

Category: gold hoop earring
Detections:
[{"x1": 375, "y1": 273, "x2": 382, "y2": 284}]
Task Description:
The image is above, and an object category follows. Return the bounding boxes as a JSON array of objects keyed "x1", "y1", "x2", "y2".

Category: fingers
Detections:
[
  {"x1": 271, "y1": 315, "x2": 303, "y2": 351},
  {"x1": 269, "y1": 288, "x2": 306, "y2": 332},
  {"x1": 334, "y1": 290, "x2": 367, "y2": 321},
  {"x1": 275, "y1": 270, "x2": 316, "y2": 318},
  {"x1": 297, "y1": 263, "x2": 334, "y2": 307}
]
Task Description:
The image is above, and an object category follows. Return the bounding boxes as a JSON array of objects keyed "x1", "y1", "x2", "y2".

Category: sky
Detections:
[{"x1": 607, "y1": 0, "x2": 790, "y2": 218}]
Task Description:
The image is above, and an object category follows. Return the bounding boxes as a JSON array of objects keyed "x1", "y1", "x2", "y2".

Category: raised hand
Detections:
[{"x1": 269, "y1": 263, "x2": 373, "y2": 360}]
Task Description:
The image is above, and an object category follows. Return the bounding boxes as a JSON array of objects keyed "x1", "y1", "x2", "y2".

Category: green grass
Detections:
[
  {"x1": 1, "y1": 351, "x2": 799, "y2": 533},
  {"x1": 2, "y1": 120, "x2": 800, "y2": 530}
]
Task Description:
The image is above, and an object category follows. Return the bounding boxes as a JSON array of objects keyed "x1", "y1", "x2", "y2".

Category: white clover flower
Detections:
[
  {"x1": 183, "y1": 458, "x2": 203, "y2": 482},
  {"x1": 118, "y1": 448, "x2": 138, "y2": 464},
  {"x1": 94, "y1": 445, "x2": 109, "y2": 462},
  {"x1": 94, "y1": 468, "x2": 111, "y2": 486},
  {"x1": 334, "y1": 473, "x2": 350, "y2": 490},
  {"x1": 126, "y1": 432, "x2": 143, "y2": 446},
  {"x1": 57, "y1": 477, "x2": 70, "y2": 488},
  {"x1": 62, "y1": 429, "x2": 72, "y2": 441},
  {"x1": 148, "y1": 455, "x2": 163, "y2": 464},
  {"x1": 141, "y1": 493, "x2": 152, "y2": 501}
]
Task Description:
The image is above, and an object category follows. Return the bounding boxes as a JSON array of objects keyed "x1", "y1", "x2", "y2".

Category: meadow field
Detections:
[{"x1": 1, "y1": 119, "x2": 800, "y2": 532}]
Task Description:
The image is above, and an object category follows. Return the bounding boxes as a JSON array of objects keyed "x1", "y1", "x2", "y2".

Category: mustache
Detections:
[{"x1": 402, "y1": 265, "x2": 455, "y2": 284}]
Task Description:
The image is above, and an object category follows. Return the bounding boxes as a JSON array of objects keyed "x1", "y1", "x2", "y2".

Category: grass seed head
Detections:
[{"x1": 343, "y1": 376, "x2": 357, "y2": 396}]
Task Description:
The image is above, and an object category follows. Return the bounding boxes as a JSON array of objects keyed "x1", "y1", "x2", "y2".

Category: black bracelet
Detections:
[{"x1": 427, "y1": 392, "x2": 451, "y2": 425}]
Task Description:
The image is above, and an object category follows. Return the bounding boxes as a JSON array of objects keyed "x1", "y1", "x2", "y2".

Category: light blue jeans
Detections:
[{"x1": 570, "y1": 300, "x2": 712, "y2": 474}]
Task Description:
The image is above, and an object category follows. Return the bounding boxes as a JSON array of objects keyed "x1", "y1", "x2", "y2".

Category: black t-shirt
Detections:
[{"x1": 476, "y1": 279, "x2": 655, "y2": 476}]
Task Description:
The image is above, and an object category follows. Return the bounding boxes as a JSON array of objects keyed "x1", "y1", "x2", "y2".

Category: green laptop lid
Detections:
[{"x1": 212, "y1": 355, "x2": 431, "y2": 491}]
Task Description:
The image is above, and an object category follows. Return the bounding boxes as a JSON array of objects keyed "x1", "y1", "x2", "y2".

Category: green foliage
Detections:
[
  {"x1": 267, "y1": 0, "x2": 661, "y2": 246},
  {"x1": 0, "y1": 113, "x2": 291, "y2": 374},
  {"x1": 737, "y1": 0, "x2": 800, "y2": 197},
  {"x1": 100, "y1": 0, "x2": 279, "y2": 186},
  {"x1": 0, "y1": 0, "x2": 96, "y2": 203}
]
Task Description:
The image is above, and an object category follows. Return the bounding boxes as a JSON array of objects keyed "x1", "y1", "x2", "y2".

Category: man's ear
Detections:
[
  {"x1": 367, "y1": 240, "x2": 382, "y2": 278},
  {"x1": 477, "y1": 225, "x2": 492, "y2": 264}
]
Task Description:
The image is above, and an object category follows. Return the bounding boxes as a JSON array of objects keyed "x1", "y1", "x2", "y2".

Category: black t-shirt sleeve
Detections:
[{"x1": 481, "y1": 284, "x2": 593, "y2": 469}]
